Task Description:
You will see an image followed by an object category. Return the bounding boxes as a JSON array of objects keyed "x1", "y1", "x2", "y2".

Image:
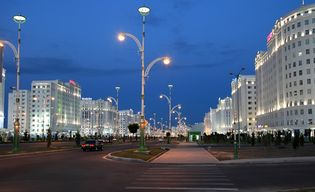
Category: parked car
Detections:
[{"x1": 81, "y1": 139, "x2": 103, "y2": 151}]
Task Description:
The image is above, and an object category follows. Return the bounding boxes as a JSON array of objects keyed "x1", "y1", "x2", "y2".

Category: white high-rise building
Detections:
[
  {"x1": 0, "y1": 47, "x2": 5, "y2": 129},
  {"x1": 203, "y1": 112, "x2": 211, "y2": 135},
  {"x1": 255, "y1": 4, "x2": 315, "y2": 133},
  {"x1": 0, "y1": 69, "x2": 5, "y2": 129},
  {"x1": 80, "y1": 98, "x2": 117, "y2": 136},
  {"x1": 231, "y1": 75, "x2": 257, "y2": 133},
  {"x1": 207, "y1": 97, "x2": 233, "y2": 134},
  {"x1": 8, "y1": 90, "x2": 31, "y2": 133},
  {"x1": 119, "y1": 109, "x2": 137, "y2": 136},
  {"x1": 30, "y1": 80, "x2": 81, "y2": 137}
]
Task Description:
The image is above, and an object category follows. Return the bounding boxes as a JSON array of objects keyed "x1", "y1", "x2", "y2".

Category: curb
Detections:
[
  {"x1": 219, "y1": 156, "x2": 315, "y2": 164},
  {"x1": 147, "y1": 148, "x2": 169, "y2": 162},
  {"x1": 104, "y1": 152, "x2": 147, "y2": 163}
]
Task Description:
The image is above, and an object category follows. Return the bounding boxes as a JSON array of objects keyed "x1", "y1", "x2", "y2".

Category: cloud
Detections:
[
  {"x1": 4, "y1": 57, "x2": 139, "y2": 76},
  {"x1": 172, "y1": 39, "x2": 213, "y2": 56},
  {"x1": 172, "y1": 0, "x2": 195, "y2": 11}
]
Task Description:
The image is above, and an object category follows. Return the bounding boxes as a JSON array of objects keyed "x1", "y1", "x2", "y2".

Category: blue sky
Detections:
[{"x1": 0, "y1": 0, "x2": 312, "y2": 125}]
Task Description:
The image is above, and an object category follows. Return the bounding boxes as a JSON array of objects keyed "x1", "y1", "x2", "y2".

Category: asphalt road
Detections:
[{"x1": 0, "y1": 143, "x2": 314, "y2": 192}]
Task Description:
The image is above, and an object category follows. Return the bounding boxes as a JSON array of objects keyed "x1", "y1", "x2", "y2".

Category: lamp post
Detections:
[
  {"x1": 159, "y1": 93, "x2": 181, "y2": 133},
  {"x1": 107, "y1": 96, "x2": 118, "y2": 136},
  {"x1": 0, "y1": 14, "x2": 26, "y2": 152},
  {"x1": 117, "y1": 6, "x2": 171, "y2": 151},
  {"x1": 115, "y1": 86, "x2": 120, "y2": 136},
  {"x1": 230, "y1": 67, "x2": 245, "y2": 160}
]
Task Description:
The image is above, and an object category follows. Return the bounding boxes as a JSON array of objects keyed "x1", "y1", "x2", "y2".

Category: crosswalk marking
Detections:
[
  {"x1": 126, "y1": 187, "x2": 239, "y2": 191},
  {"x1": 126, "y1": 165, "x2": 238, "y2": 191}
]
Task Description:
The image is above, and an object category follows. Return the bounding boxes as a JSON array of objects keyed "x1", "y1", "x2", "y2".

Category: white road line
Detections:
[
  {"x1": 125, "y1": 186, "x2": 239, "y2": 191},
  {"x1": 143, "y1": 172, "x2": 224, "y2": 175},
  {"x1": 139, "y1": 175, "x2": 227, "y2": 178},
  {"x1": 131, "y1": 182, "x2": 235, "y2": 186},
  {"x1": 136, "y1": 178, "x2": 230, "y2": 181}
]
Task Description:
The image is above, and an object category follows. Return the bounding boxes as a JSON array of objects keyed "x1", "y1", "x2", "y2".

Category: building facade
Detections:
[
  {"x1": 208, "y1": 97, "x2": 233, "y2": 134},
  {"x1": 119, "y1": 109, "x2": 137, "y2": 136},
  {"x1": 8, "y1": 90, "x2": 31, "y2": 133},
  {"x1": 30, "y1": 80, "x2": 81, "y2": 138},
  {"x1": 231, "y1": 75, "x2": 257, "y2": 133},
  {"x1": 255, "y1": 4, "x2": 315, "y2": 133},
  {"x1": 80, "y1": 98, "x2": 117, "y2": 136}
]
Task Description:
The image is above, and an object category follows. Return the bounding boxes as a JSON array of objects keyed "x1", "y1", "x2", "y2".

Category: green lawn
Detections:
[{"x1": 111, "y1": 147, "x2": 166, "y2": 161}]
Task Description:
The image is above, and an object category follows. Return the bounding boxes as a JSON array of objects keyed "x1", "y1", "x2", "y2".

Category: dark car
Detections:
[{"x1": 81, "y1": 140, "x2": 103, "y2": 151}]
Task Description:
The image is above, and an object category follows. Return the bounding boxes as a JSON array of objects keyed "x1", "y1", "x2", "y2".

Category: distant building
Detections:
[
  {"x1": 0, "y1": 69, "x2": 5, "y2": 129},
  {"x1": 80, "y1": 98, "x2": 117, "y2": 136},
  {"x1": 208, "y1": 97, "x2": 233, "y2": 134},
  {"x1": 203, "y1": 112, "x2": 211, "y2": 135},
  {"x1": 0, "y1": 47, "x2": 4, "y2": 129},
  {"x1": 255, "y1": 4, "x2": 315, "y2": 133},
  {"x1": 119, "y1": 109, "x2": 137, "y2": 136},
  {"x1": 8, "y1": 90, "x2": 31, "y2": 133},
  {"x1": 231, "y1": 75, "x2": 257, "y2": 133},
  {"x1": 30, "y1": 80, "x2": 81, "y2": 137}
]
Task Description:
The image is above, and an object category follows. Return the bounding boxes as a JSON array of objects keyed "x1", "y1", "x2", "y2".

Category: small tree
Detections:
[
  {"x1": 251, "y1": 132, "x2": 255, "y2": 146},
  {"x1": 292, "y1": 135, "x2": 299, "y2": 149},
  {"x1": 275, "y1": 131, "x2": 282, "y2": 146},
  {"x1": 75, "y1": 132, "x2": 81, "y2": 147},
  {"x1": 23, "y1": 131, "x2": 28, "y2": 142},
  {"x1": 128, "y1": 123, "x2": 139, "y2": 141},
  {"x1": 166, "y1": 132, "x2": 171, "y2": 144},
  {"x1": 299, "y1": 134, "x2": 305, "y2": 147},
  {"x1": 47, "y1": 129, "x2": 52, "y2": 148}
]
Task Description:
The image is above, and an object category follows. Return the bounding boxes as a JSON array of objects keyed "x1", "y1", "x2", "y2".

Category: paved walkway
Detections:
[{"x1": 152, "y1": 142, "x2": 219, "y2": 164}]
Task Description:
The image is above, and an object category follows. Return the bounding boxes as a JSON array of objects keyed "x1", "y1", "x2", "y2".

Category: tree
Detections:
[
  {"x1": 275, "y1": 131, "x2": 282, "y2": 146},
  {"x1": 299, "y1": 134, "x2": 305, "y2": 147},
  {"x1": 23, "y1": 131, "x2": 28, "y2": 142},
  {"x1": 251, "y1": 132, "x2": 255, "y2": 146},
  {"x1": 166, "y1": 132, "x2": 171, "y2": 144},
  {"x1": 128, "y1": 123, "x2": 139, "y2": 141},
  {"x1": 75, "y1": 132, "x2": 81, "y2": 147},
  {"x1": 47, "y1": 129, "x2": 52, "y2": 148}
]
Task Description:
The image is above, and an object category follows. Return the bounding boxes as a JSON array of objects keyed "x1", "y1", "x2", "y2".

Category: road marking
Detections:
[
  {"x1": 131, "y1": 182, "x2": 235, "y2": 186},
  {"x1": 125, "y1": 186, "x2": 239, "y2": 191},
  {"x1": 136, "y1": 178, "x2": 230, "y2": 181}
]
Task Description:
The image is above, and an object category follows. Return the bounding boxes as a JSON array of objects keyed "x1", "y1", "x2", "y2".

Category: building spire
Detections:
[{"x1": 302, "y1": 0, "x2": 305, "y2": 6}]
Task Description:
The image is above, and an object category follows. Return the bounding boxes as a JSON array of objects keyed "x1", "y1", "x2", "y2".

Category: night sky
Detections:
[{"x1": 0, "y1": 0, "x2": 312, "y2": 126}]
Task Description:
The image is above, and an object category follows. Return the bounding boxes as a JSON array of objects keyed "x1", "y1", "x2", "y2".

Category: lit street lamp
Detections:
[
  {"x1": 107, "y1": 96, "x2": 119, "y2": 136},
  {"x1": 118, "y1": 6, "x2": 171, "y2": 151},
  {"x1": 230, "y1": 67, "x2": 245, "y2": 160},
  {"x1": 0, "y1": 14, "x2": 26, "y2": 152},
  {"x1": 160, "y1": 93, "x2": 181, "y2": 133}
]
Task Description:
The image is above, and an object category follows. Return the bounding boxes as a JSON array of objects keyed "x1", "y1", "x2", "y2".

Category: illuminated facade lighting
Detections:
[{"x1": 255, "y1": 4, "x2": 315, "y2": 133}]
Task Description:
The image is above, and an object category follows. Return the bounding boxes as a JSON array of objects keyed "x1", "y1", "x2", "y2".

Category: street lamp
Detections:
[
  {"x1": 230, "y1": 67, "x2": 245, "y2": 160},
  {"x1": 160, "y1": 93, "x2": 181, "y2": 133},
  {"x1": 107, "y1": 96, "x2": 118, "y2": 136},
  {"x1": 118, "y1": 6, "x2": 171, "y2": 151},
  {"x1": 0, "y1": 14, "x2": 26, "y2": 152}
]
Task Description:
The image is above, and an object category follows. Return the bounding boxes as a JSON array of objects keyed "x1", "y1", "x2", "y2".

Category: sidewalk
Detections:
[{"x1": 152, "y1": 142, "x2": 219, "y2": 164}]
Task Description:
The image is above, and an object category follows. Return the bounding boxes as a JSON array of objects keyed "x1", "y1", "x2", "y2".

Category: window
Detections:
[
  {"x1": 312, "y1": 18, "x2": 315, "y2": 23},
  {"x1": 306, "y1": 30, "x2": 310, "y2": 35},
  {"x1": 307, "y1": 59, "x2": 311, "y2": 64},
  {"x1": 308, "y1": 109, "x2": 313, "y2": 114},
  {"x1": 297, "y1": 22, "x2": 301, "y2": 27},
  {"x1": 298, "y1": 41, "x2": 302, "y2": 46},
  {"x1": 307, "y1": 68, "x2": 311, "y2": 74},
  {"x1": 306, "y1": 49, "x2": 310, "y2": 54},
  {"x1": 301, "y1": 109, "x2": 304, "y2": 115},
  {"x1": 299, "y1": 60, "x2": 302, "y2": 66},
  {"x1": 299, "y1": 70, "x2": 303, "y2": 76},
  {"x1": 305, "y1": 19, "x2": 309, "y2": 25},
  {"x1": 307, "y1": 89, "x2": 312, "y2": 94},
  {"x1": 307, "y1": 79, "x2": 311, "y2": 84},
  {"x1": 292, "y1": 24, "x2": 295, "y2": 29}
]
